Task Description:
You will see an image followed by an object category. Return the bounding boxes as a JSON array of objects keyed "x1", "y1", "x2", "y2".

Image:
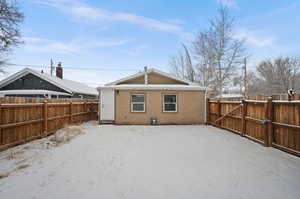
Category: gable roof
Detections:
[
  {"x1": 105, "y1": 68, "x2": 191, "y2": 86},
  {"x1": 0, "y1": 68, "x2": 98, "y2": 96}
]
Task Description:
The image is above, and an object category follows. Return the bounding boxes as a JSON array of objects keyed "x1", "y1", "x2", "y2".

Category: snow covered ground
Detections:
[{"x1": 0, "y1": 122, "x2": 299, "y2": 199}]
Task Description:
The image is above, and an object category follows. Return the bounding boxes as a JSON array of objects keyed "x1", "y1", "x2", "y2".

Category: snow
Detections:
[
  {"x1": 0, "y1": 89, "x2": 72, "y2": 96},
  {"x1": 215, "y1": 93, "x2": 244, "y2": 98},
  {"x1": 98, "y1": 84, "x2": 206, "y2": 91},
  {"x1": 0, "y1": 123, "x2": 299, "y2": 199},
  {"x1": 43, "y1": 72, "x2": 98, "y2": 95},
  {"x1": 273, "y1": 100, "x2": 300, "y2": 103}
]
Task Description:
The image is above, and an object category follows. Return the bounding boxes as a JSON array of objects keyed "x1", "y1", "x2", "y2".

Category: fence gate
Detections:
[{"x1": 206, "y1": 98, "x2": 300, "y2": 157}]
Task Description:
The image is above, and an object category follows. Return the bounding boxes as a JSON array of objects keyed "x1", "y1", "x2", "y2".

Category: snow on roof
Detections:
[
  {"x1": 0, "y1": 89, "x2": 72, "y2": 96},
  {"x1": 0, "y1": 68, "x2": 98, "y2": 96},
  {"x1": 215, "y1": 94, "x2": 244, "y2": 98},
  {"x1": 105, "y1": 68, "x2": 191, "y2": 86},
  {"x1": 98, "y1": 84, "x2": 206, "y2": 91},
  {"x1": 40, "y1": 72, "x2": 98, "y2": 95}
]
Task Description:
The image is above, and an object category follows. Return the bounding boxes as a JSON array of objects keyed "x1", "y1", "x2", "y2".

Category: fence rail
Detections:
[
  {"x1": 0, "y1": 97, "x2": 99, "y2": 151},
  {"x1": 207, "y1": 98, "x2": 300, "y2": 157}
]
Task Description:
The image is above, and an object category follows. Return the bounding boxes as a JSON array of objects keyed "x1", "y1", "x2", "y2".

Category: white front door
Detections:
[{"x1": 100, "y1": 88, "x2": 115, "y2": 121}]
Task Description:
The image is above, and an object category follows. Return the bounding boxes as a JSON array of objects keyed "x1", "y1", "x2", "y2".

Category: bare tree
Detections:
[
  {"x1": 255, "y1": 56, "x2": 300, "y2": 95},
  {"x1": 193, "y1": 32, "x2": 217, "y2": 89},
  {"x1": 0, "y1": 0, "x2": 24, "y2": 73},
  {"x1": 193, "y1": 7, "x2": 246, "y2": 96},
  {"x1": 169, "y1": 43, "x2": 195, "y2": 82}
]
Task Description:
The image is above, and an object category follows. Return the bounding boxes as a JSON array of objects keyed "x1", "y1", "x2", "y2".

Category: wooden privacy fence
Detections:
[
  {"x1": 214, "y1": 94, "x2": 300, "y2": 101},
  {"x1": 207, "y1": 98, "x2": 300, "y2": 157},
  {"x1": 0, "y1": 97, "x2": 99, "y2": 151}
]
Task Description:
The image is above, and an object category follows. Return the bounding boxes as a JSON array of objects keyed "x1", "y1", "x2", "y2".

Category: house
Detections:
[
  {"x1": 0, "y1": 63, "x2": 98, "y2": 99},
  {"x1": 97, "y1": 67, "x2": 206, "y2": 124}
]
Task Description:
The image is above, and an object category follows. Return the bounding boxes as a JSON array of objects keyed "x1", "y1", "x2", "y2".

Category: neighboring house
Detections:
[
  {"x1": 97, "y1": 67, "x2": 206, "y2": 124},
  {"x1": 0, "y1": 63, "x2": 98, "y2": 99}
]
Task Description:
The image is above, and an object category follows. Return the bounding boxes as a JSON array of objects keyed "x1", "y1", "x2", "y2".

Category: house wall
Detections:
[
  {"x1": 115, "y1": 90, "x2": 206, "y2": 124},
  {"x1": 117, "y1": 72, "x2": 188, "y2": 85}
]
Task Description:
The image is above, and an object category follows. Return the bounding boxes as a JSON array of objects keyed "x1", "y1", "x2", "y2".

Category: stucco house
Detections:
[
  {"x1": 97, "y1": 67, "x2": 206, "y2": 124},
  {"x1": 0, "y1": 64, "x2": 98, "y2": 99}
]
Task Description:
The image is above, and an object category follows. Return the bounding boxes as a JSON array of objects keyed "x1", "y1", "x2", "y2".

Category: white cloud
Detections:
[
  {"x1": 165, "y1": 19, "x2": 186, "y2": 25},
  {"x1": 23, "y1": 37, "x2": 50, "y2": 42},
  {"x1": 23, "y1": 36, "x2": 129, "y2": 55},
  {"x1": 217, "y1": 0, "x2": 238, "y2": 8},
  {"x1": 125, "y1": 45, "x2": 147, "y2": 56},
  {"x1": 233, "y1": 30, "x2": 275, "y2": 48},
  {"x1": 33, "y1": 0, "x2": 188, "y2": 36}
]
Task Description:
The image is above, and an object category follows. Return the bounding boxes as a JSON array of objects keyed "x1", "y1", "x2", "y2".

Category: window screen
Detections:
[
  {"x1": 163, "y1": 94, "x2": 177, "y2": 112},
  {"x1": 131, "y1": 94, "x2": 145, "y2": 112}
]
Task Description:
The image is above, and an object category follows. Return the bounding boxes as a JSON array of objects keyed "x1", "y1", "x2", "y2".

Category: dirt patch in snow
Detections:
[
  {"x1": 0, "y1": 172, "x2": 9, "y2": 179},
  {"x1": 0, "y1": 123, "x2": 90, "y2": 180},
  {"x1": 49, "y1": 126, "x2": 84, "y2": 146}
]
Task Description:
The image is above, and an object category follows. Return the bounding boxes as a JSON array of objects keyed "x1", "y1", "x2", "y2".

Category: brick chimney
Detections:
[{"x1": 56, "y1": 62, "x2": 63, "y2": 79}]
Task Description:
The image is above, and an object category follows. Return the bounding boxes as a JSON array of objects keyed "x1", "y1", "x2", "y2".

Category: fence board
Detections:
[
  {"x1": 208, "y1": 98, "x2": 300, "y2": 157},
  {"x1": 0, "y1": 97, "x2": 99, "y2": 151}
]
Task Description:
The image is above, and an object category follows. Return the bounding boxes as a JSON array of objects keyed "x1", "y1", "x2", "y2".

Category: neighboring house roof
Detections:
[
  {"x1": 98, "y1": 84, "x2": 206, "y2": 91},
  {"x1": 0, "y1": 89, "x2": 72, "y2": 96},
  {"x1": 105, "y1": 68, "x2": 191, "y2": 86},
  {"x1": 0, "y1": 68, "x2": 98, "y2": 96}
]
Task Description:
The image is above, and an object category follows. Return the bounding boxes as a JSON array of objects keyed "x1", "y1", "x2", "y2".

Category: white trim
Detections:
[
  {"x1": 98, "y1": 84, "x2": 206, "y2": 91},
  {"x1": 131, "y1": 94, "x2": 145, "y2": 112},
  {"x1": 163, "y1": 94, "x2": 177, "y2": 112},
  {"x1": 104, "y1": 68, "x2": 191, "y2": 86}
]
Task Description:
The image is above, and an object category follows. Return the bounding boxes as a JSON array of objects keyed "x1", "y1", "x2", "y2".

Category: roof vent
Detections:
[{"x1": 144, "y1": 66, "x2": 148, "y2": 85}]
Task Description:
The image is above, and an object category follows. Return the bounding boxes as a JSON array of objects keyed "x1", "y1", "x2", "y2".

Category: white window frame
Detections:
[
  {"x1": 163, "y1": 94, "x2": 177, "y2": 112},
  {"x1": 131, "y1": 94, "x2": 145, "y2": 112}
]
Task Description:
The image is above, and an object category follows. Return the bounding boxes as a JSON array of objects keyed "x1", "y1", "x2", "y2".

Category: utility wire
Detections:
[{"x1": 6, "y1": 63, "x2": 140, "y2": 71}]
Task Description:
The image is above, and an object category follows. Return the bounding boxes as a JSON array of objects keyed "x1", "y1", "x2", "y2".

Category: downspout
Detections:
[{"x1": 144, "y1": 66, "x2": 148, "y2": 85}]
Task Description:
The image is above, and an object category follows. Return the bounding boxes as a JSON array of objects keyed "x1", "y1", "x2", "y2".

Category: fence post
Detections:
[
  {"x1": 265, "y1": 97, "x2": 274, "y2": 147},
  {"x1": 217, "y1": 99, "x2": 221, "y2": 126},
  {"x1": 206, "y1": 98, "x2": 210, "y2": 125},
  {"x1": 84, "y1": 101, "x2": 87, "y2": 121},
  {"x1": 69, "y1": 101, "x2": 73, "y2": 124},
  {"x1": 241, "y1": 100, "x2": 247, "y2": 137},
  {"x1": 43, "y1": 100, "x2": 48, "y2": 136}
]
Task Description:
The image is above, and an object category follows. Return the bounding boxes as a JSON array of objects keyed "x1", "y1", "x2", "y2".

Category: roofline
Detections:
[
  {"x1": 105, "y1": 68, "x2": 191, "y2": 86},
  {"x1": 0, "y1": 89, "x2": 72, "y2": 96},
  {"x1": 97, "y1": 84, "x2": 206, "y2": 91}
]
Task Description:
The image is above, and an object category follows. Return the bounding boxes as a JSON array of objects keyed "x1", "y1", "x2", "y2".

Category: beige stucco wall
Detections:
[
  {"x1": 115, "y1": 90, "x2": 206, "y2": 125},
  {"x1": 117, "y1": 72, "x2": 188, "y2": 85}
]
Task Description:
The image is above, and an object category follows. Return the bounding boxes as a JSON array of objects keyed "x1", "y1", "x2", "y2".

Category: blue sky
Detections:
[{"x1": 1, "y1": 0, "x2": 300, "y2": 86}]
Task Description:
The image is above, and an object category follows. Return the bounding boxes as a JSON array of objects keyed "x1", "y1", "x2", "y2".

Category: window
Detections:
[
  {"x1": 163, "y1": 94, "x2": 177, "y2": 112},
  {"x1": 131, "y1": 94, "x2": 145, "y2": 112}
]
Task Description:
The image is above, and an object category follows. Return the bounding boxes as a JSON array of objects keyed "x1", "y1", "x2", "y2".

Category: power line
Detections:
[{"x1": 6, "y1": 63, "x2": 140, "y2": 71}]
